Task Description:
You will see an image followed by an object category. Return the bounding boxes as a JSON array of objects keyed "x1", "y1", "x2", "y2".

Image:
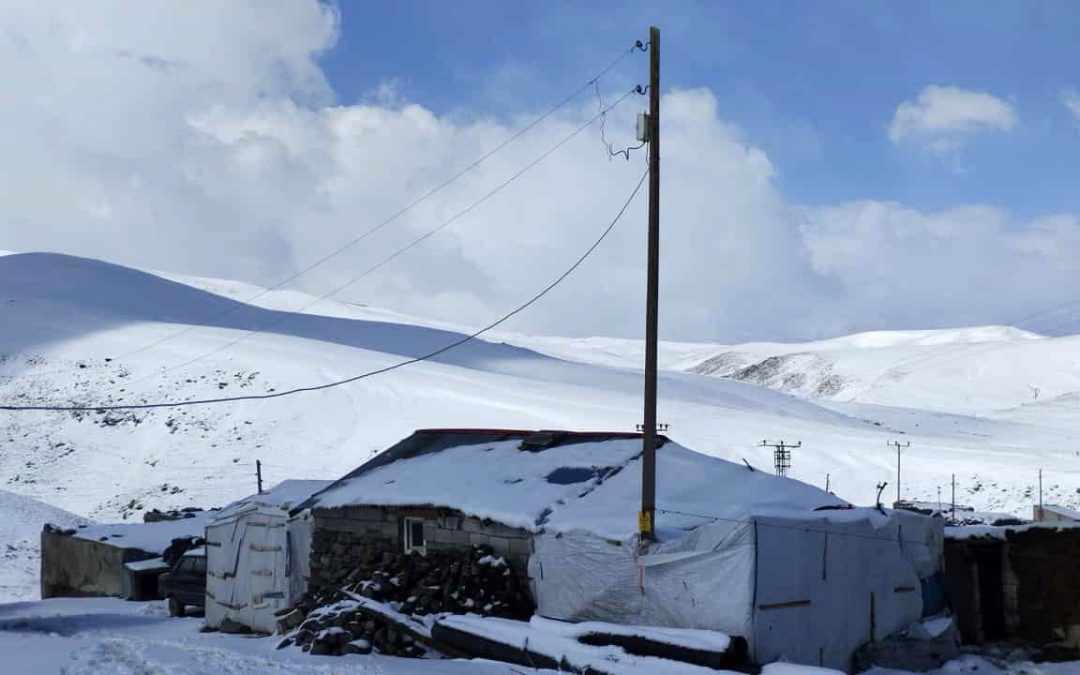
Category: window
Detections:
[{"x1": 403, "y1": 517, "x2": 426, "y2": 555}]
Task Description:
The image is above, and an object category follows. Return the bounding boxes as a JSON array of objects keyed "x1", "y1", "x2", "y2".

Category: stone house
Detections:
[
  {"x1": 293, "y1": 427, "x2": 944, "y2": 670},
  {"x1": 296, "y1": 429, "x2": 601, "y2": 595}
]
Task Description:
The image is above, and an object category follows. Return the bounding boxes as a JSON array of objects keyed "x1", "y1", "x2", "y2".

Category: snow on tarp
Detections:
[
  {"x1": 306, "y1": 431, "x2": 847, "y2": 540},
  {"x1": 213, "y1": 480, "x2": 332, "y2": 522},
  {"x1": 74, "y1": 510, "x2": 214, "y2": 554}
]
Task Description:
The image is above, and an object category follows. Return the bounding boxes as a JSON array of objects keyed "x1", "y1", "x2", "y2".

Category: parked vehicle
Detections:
[{"x1": 159, "y1": 547, "x2": 207, "y2": 617}]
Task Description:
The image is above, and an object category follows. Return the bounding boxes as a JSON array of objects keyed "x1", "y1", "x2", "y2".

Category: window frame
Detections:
[{"x1": 403, "y1": 517, "x2": 426, "y2": 555}]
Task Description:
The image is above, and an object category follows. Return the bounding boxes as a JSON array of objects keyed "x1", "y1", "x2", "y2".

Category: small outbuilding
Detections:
[
  {"x1": 297, "y1": 428, "x2": 944, "y2": 670},
  {"x1": 41, "y1": 513, "x2": 213, "y2": 599},
  {"x1": 205, "y1": 479, "x2": 331, "y2": 634},
  {"x1": 945, "y1": 522, "x2": 1080, "y2": 648},
  {"x1": 1033, "y1": 503, "x2": 1080, "y2": 523}
]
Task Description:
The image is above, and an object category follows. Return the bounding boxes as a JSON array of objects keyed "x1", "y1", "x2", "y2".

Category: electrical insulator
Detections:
[{"x1": 636, "y1": 113, "x2": 650, "y2": 142}]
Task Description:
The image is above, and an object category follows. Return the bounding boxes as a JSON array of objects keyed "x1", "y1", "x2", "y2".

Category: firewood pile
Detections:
[{"x1": 278, "y1": 544, "x2": 533, "y2": 657}]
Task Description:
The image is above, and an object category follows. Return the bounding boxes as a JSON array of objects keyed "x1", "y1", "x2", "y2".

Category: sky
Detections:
[{"x1": 2, "y1": 1, "x2": 1080, "y2": 342}]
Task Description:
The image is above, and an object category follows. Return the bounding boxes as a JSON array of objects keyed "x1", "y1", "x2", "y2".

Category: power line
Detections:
[
  {"x1": 118, "y1": 86, "x2": 646, "y2": 388},
  {"x1": 15, "y1": 40, "x2": 646, "y2": 381},
  {"x1": 1, "y1": 167, "x2": 649, "y2": 412}
]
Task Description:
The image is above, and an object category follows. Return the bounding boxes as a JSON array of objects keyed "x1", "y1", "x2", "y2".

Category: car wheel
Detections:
[{"x1": 167, "y1": 596, "x2": 186, "y2": 618}]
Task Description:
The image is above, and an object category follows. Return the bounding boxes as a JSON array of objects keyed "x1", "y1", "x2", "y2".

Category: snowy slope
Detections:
[
  {"x1": 0, "y1": 252, "x2": 1077, "y2": 560},
  {"x1": 0, "y1": 489, "x2": 90, "y2": 602},
  {"x1": 505, "y1": 326, "x2": 1078, "y2": 416}
]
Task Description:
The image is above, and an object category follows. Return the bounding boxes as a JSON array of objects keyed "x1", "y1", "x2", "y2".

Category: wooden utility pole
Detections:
[
  {"x1": 640, "y1": 25, "x2": 661, "y2": 543},
  {"x1": 256, "y1": 459, "x2": 264, "y2": 495},
  {"x1": 1038, "y1": 468, "x2": 1043, "y2": 514},
  {"x1": 951, "y1": 473, "x2": 956, "y2": 522},
  {"x1": 888, "y1": 440, "x2": 910, "y2": 506}
]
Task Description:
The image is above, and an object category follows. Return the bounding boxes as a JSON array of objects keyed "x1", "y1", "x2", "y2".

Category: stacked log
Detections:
[{"x1": 280, "y1": 544, "x2": 532, "y2": 658}]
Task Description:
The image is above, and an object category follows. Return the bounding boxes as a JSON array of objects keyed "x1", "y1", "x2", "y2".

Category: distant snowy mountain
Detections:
[
  {"x1": 0, "y1": 252, "x2": 1077, "y2": 530},
  {"x1": 682, "y1": 326, "x2": 1069, "y2": 414}
]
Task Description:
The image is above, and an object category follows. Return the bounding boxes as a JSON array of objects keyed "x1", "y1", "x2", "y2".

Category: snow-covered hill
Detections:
[
  {"x1": 0, "y1": 489, "x2": 90, "y2": 602},
  {"x1": 0, "y1": 252, "x2": 1077, "y2": 539},
  {"x1": 509, "y1": 325, "x2": 1080, "y2": 418}
]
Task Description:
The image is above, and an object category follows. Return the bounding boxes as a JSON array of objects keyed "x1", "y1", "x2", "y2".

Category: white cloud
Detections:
[
  {"x1": 888, "y1": 85, "x2": 1017, "y2": 151},
  {"x1": 1, "y1": 3, "x2": 1079, "y2": 342},
  {"x1": 1062, "y1": 89, "x2": 1080, "y2": 122}
]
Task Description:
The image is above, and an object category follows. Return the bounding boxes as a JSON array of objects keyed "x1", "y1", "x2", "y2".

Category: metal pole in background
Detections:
[
  {"x1": 951, "y1": 473, "x2": 956, "y2": 522},
  {"x1": 256, "y1": 459, "x2": 264, "y2": 495},
  {"x1": 888, "y1": 440, "x2": 910, "y2": 506},
  {"x1": 640, "y1": 25, "x2": 660, "y2": 543}
]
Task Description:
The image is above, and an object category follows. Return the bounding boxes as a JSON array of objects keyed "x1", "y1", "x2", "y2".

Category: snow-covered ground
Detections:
[
  {"x1": 0, "y1": 598, "x2": 552, "y2": 674},
  {"x1": 1, "y1": 251, "x2": 1079, "y2": 671},
  {"x1": 0, "y1": 251, "x2": 1079, "y2": 588},
  {"x1": 0, "y1": 598, "x2": 1075, "y2": 674}
]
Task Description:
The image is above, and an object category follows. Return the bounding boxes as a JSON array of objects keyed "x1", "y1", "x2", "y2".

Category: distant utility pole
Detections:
[
  {"x1": 888, "y1": 440, "x2": 910, "y2": 505},
  {"x1": 256, "y1": 459, "x2": 264, "y2": 495},
  {"x1": 1038, "y1": 468, "x2": 1043, "y2": 513},
  {"x1": 951, "y1": 473, "x2": 956, "y2": 522},
  {"x1": 760, "y1": 439, "x2": 800, "y2": 477},
  {"x1": 639, "y1": 25, "x2": 661, "y2": 544}
]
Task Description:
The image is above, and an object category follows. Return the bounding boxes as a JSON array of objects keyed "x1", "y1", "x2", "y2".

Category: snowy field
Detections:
[{"x1": 1, "y1": 252, "x2": 1079, "y2": 672}]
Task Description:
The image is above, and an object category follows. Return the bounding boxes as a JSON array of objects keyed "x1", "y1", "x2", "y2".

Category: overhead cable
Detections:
[
  {"x1": 118, "y1": 85, "x2": 647, "y2": 386},
  {"x1": 1, "y1": 166, "x2": 649, "y2": 412},
  {"x1": 29, "y1": 40, "x2": 647, "y2": 378}
]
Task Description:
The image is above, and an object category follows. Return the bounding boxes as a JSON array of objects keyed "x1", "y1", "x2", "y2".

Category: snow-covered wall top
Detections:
[
  {"x1": 213, "y1": 479, "x2": 332, "y2": 521},
  {"x1": 73, "y1": 510, "x2": 215, "y2": 553},
  {"x1": 305, "y1": 430, "x2": 848, "y2": 541}
]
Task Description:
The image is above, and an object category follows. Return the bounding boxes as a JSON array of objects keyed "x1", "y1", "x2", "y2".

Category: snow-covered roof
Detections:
[
  {"x1": 74, "y1": 510, "x2": 213, "y2": 554},
  {"x1": 303, "y1": 429, "x2": 848, "y2": 541},
  {"x1": 213, "y1": 479, "x2": 332, "y2": 522},
  {"x1": 945, "y1": 520, "x2": 1080, "y2": 540},
  {"x1": 122, "y1": 557, "x2": 168, "y2": 572},
  {"x1": 1040, "y1": 504, "x2": 1080, "y2": 521}
]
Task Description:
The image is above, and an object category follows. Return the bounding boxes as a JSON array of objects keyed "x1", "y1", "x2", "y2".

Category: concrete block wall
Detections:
[{"x1": 41, "y1": 531, "x2": 151, "y2": 598}]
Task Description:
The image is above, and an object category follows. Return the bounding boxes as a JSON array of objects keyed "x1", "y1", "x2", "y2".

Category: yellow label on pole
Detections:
[{"x1": 638, "y1": 510, "x2": 653, "y2": 532}]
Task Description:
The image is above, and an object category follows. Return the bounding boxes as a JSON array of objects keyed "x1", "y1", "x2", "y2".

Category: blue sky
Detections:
[{"x1": 320, "y1": 1, "x2": 1080, "y2": 220}]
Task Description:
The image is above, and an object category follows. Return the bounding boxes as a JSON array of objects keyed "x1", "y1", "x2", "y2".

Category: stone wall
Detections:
[
  {"x1": 945, "y1": 527, "x2": 1080, "y2": 648},
  {"x1": 1006, "y1": 527, "x2": 1080, "y2": 646},
  {"x1": 307, "y1": 505, "x2": 533, "y2": 593}
]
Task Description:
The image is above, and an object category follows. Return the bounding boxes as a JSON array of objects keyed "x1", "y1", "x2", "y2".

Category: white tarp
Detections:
[
  {"x1": 531, "y1": 519, "x2": 756, "y2": 639},
  {"x1": 206, "y1": 506, "x2": 291, "y2": 633},
  {"x1": 205, "y1": 480, "x2": 328, "y2": 633},
  {"x1": 532, "y1": 509, "x2": 943, "y2": 671}
]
